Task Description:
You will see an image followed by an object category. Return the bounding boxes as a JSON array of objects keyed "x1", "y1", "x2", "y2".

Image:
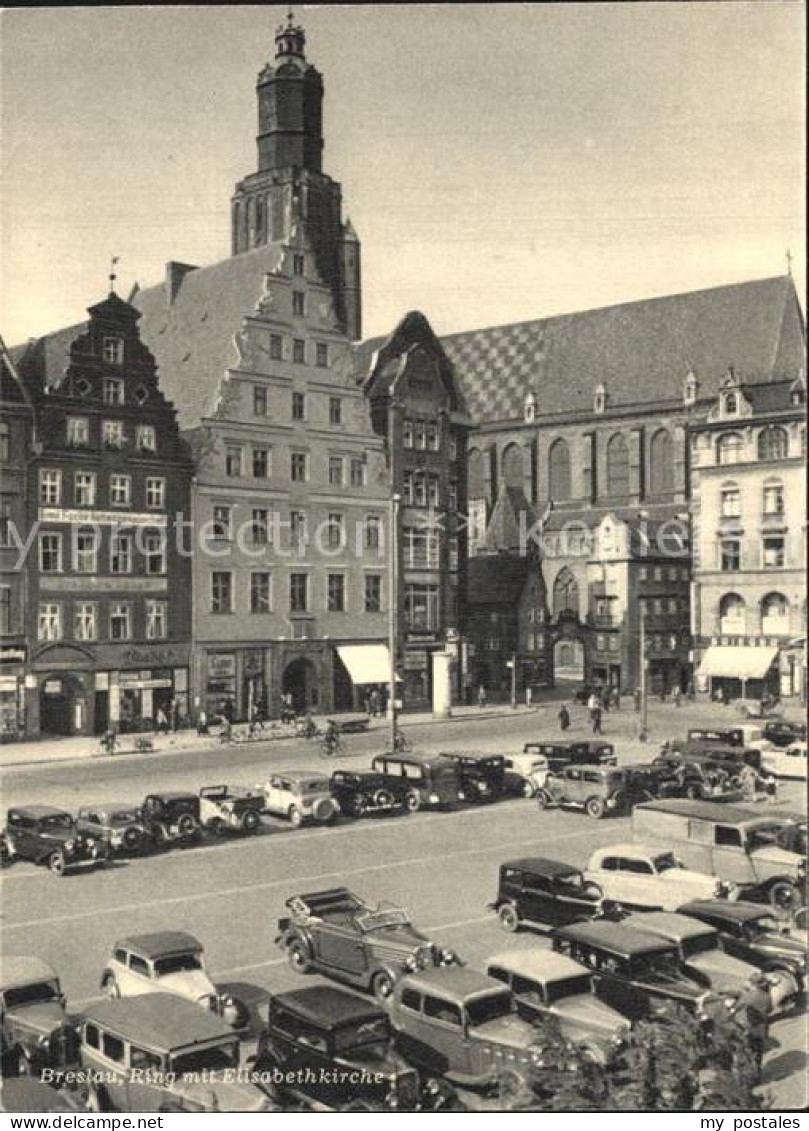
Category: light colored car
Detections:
[
  {"x1": 584, "y1": 844, "x2": 737, "y2": 911},
  {"x1": 503, "y1": 752, "x2": 550, "y2": 797},
  {"x1": 100, "y1": 932, "x2": 220, "y2": 1013},
  {"x1": 256, "y1": 771, "x2": 337, "y2": 826},
  {"x1": 760, "y1": 742, "x2": 807, "y2": 781}
]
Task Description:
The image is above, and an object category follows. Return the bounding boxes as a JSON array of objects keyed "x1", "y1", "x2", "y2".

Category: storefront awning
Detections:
[
  {"x1": 697, "y1": 646, "x2": 778, "y2": 680},
  {"x1": 336, "y1": 644, "x2": 391, "y2": 685}
]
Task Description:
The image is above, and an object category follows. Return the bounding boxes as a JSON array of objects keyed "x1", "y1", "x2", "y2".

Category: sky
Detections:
[{"x1": 1, "y1": 2, "x2": 805, "y2": 345}]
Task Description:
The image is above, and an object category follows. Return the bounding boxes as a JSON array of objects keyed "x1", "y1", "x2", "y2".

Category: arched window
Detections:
[
  {"x1": 548, "y1": 439, "x2": 571, "y2": 501},
  {"x1": 606, "y1": 433, "x2": 630, "y2": 497},
  {"x1": 717, "y1": 433, "x2": 743, "y2": 465},
  {"x1": 649, "y1": 429, "x2": 674, "y2": 496},
  {"x1": 757, "y1": 426, "x2": 788, "y2": 462},
  {"x1": 467, "y1": 448, "x2": 485, "y2": 501},
  {"x1": 719, "y1": 593, "x2": 746, "y2": 636},
  {"x1": 723, "y1": 392, "x2": 738, "y2": 415},
  {"x1": 501, "y1": 443, "x2": 524, "y2": 487},
  {"x1": 760, "y1": 592, "x2": 789, "y2": 636},
  {"x1": 553, "y1": 567, "x2": 579, "y2": 618}
]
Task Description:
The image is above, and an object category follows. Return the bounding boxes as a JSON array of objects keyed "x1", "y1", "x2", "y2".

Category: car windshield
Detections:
[
  {"x1": 39, "y1": 813, "x2": 74, "y2": 831},
  {"x1": 545, "y1": 975, "x2": 594, "y2": 1004},
  {"x1": 556, "y1": 871, "x2": 586, "y2": 893},
  {"x1": 356, "y1": 908, "x2": 410, "y2": 932},
  {"x1": 466, "y1": 992, "x2": 513, "y2": 1027},
  {"x1": 304, "y1": 780, "x2": 330, "y2": 792},
  {"x1": 332, "y1": 1018, "x2": 391, "y2": 1061},
  {"x1": 772, "y1": 824, "x2": 806, "y2": 856},
  {"x1": 170, "y1": 1042, "x2": 239, "y2": 1074},
  {"x1": 153, "y1": 954, "x2": 203, "y2": 976},
  {"x1": 681, "y1": 933, "x2": 717, "y2": 957},
  {"x1": 631, "y1": 951, "x2": 680, "y2": 978},
  {"x1": 652, "y1": 853, "x2": 682, "y2": 873},
  {"x1": 747, "y1": 824, "x2": 789, "y2": 851},
  {"x1": 2, "y1": 981, "x2": 60, "y2": 1009},
  {"x1": 110, "y1": 811, "x2": 140, "y2": 824}
]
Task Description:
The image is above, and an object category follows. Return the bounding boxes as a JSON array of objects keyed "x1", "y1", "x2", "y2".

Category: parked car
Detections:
[
  {"x1": 661, "y1": 741, "x2": 764, "y2": 776},
  {"x1": 76, "y1": 803, "x2": 150, "y2": 855},
  {"x1": 329, "y1": 770, "x2": 410, "y2": 818},
  {"x1": 687, "y1": 727, "x2": 773, "y2": 755},
  {"x1": 2, "y1": 806, "x2": 108, "y2": 875},
  {"x1": 622, "y1": 911, "x2": 798, "y2": 1015},
  {"x1": 584, "y1": 844, "x2": 737, "y2": 910},
  {"x1": 536, "y1": 765, "x2": 628, "y2": 819},
  {"x1": 760, "y1": 741, "x2": 807, "y2": 781},
  {"x1": 485, "y1": 951, "x2": 629, "y2": 1062},
  {"x1": 632, "y1": 800, "x2": 807, "y2": 909},
  {"x1": 79, "y1": 994, "x2": 274, "y2": 1112},
  {"x1": 489, "y1": 857, "x2": 622, "y2": 934},
  {"x1": 388, "y1": 966, "x2": 548, "y2": 1089},
  {"x1": 333, "y1": 715, "x2": 370, "y2": 735},
  {"x1": 502, "y1": 752, "x2": 551, "y2": 798},
  {"x1": 550, "y1": 920, "x2": 720, "y2": 1022},
  {"x1": 255, "y1": 985, "x2": 423, "y2": 1111},
  {"x1": 256, "y1": 772, "x2": 337, "y2": 827},
  {"x1": 648, "y1": 755, "x2": 746, "y2": 802},
  {"x1": 197, "y1": 785, "x2": 264, "y2": 836},
  {"x1": 1, "y1": 957, "x2": 78, "y2": 1077},
  {"x1": 139, "y1": 793, "x2": 202, "y2": 847},
  {"x1": 522, "y1": 740, "x2": 617, "y2": 771},
  {"x1": 437, "y1": 752, "x2": 506, "y2": 803},
  {"x1": 100, "y1": 932, "x2": 225, "y2": 1016},
  {"x1": 276, "y1": 888, "x2": 459, "y2": 1000},
  {"x1": 786, "y1": 906, "x2": 808, "y2": 949},
  {"x1": 761, "y1": 720, "x2": 806, "y2": 748},
  {"x1": 370, "y1": 753, "x2": 465, "y2": 810}
]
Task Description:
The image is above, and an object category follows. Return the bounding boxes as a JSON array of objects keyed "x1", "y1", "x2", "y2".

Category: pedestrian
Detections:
[
  {"x1": 611, "y1": 686, "x2": 621, "y2": 711},
  {"x1": 592, "y1": 705, "x2": 603, "y2": 734},
  {"x1": 155, "y1": 706, "x2": 169, "y2": 734},
  {"x1": 525, "y1": 686, "x2": 533, "y2": 710},
  {"x1": 370, "y1": 687, "x2": 381, "y2": 718},
  {"x1": 633, "y1": 687, "x2": 642, "y2": 712},
  {"x1": 477, "y1": 684, "x2": 487, "y2": 709},
  {"x1": 558, "y1": 704, "x2": 570, "y2": 732},
  {"x1": 715, "y1": 685, "x2": 725, "y2": 705},
  {"x1": 364, "y1": 690, "x2": 372, "y2": 717},
  {"x1": 673, "y1": 687, "x2": 682, "y2": 708},
  {"x1": 196, "y1": 709, "x2": 208, "y2": 736},
  {"x1": 686, "y1": 678, "x2": 695, "y2": 701},
  {"x1": 171, "y1": 697, "x2": 180, "y2": 732},
  {"x1": 250, "y1": 702, "x2": 264, "y2": 736}
]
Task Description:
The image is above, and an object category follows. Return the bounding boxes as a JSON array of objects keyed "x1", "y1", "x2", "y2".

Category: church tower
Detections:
[{"x1": 231, "y1": 13, "x2": 362, "y2": 340}]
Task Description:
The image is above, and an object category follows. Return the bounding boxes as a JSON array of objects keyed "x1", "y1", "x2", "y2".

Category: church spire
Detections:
[{"x1": 275, "y1": 9, "x2": 306, "y2": 60}]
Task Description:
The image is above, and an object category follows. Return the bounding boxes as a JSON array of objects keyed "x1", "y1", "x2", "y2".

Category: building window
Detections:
[
  {"x1": 212, "y1": 505, "x2": 232, "y2": 541},
  {"x1": 109, "y1": 474, "x2": 131, "y2": 507},
  {"x1": 719, "y1": 538, "x2": 741, "y2": 572},
  {"x1": 66, "y1": 416, "x2": 89, "y2": 447},
  {"x1": 402, "y1": 470, "x2": 414, "y2": 505},
  {"x1": 110, "y1": 533, "x2": 132, "y2": 574},
  {"x1": 270, "y1": 334, "x2": 283, "y2": 360},
  {"x1": 720, "y1": 485, "x2": 740, "y2": 518},
  {"x1": 427, "y1": 424, "x2": 439, "y2": 451},
  {"x1": 39, "y1": 533, "x2": 62, "y2": 573},
  {"x1": 103, "y1": 339, "x2": 124, "y2": 367},
  {"x1": 427, "y1": 474, "x2": 440, "y2": 507},
  {"x1": 211, "y1": 572, "x2": 233, "y2": 613},
  {"x1": 365, "y1": 514, "x2": 382, "y2": 550},
  {"x1": 292, "y1": 391, "x2": 306, "y2": 421},
  {"x1": 293, "y1": 339, "x2": 305, "y2": 365},
  {"x1": 328, "y1": 456, "x2": 344, "y2": 486},
  {"x1": 146, "y1": 600, "x2": 167, "y2": 639},
  {"x1": 449, "y1": 536, "x2": 459, "y2": 571},
  {"x1": 758, "y1": 426, "x2": 788, "y2": 462},
  {"x1": 415, "y1": 423, "x2": 426, "y2": 450},
  {"x1": 327, "y1": 573, "x2": 346, "y2": 612},
  {"x1": 448, "y1": 481, "x2": 458, "y2": 511},
  {"x1": 762, "y1": 536, "x2": 785, "y2": 569},
  {"x1": 326, "y1": 513, "x2": 345, "y2": 550},
  {"x1": 404, "y1": 526, "x2": 439, "y2": 569},
  {"x1": 73, "y1": 471, "x2": 96, "y2": 507},
  {"x1": 252, "y1": 446, "x2": 269, "y2": 478},
  {"x1": 717, "y1": 432, "x2": 743, "y2": 465},
  {"x1": 251, "y1": 508, "x2": 269, "y2": 545},
  {"x1": 761, "y1": 592, "x2": 789, "y2": 636},
  {"x1": 0, "y1": 423, "x2": 8, "y2": 461},
  {"x1": 649, "y1": 429, "x2": 674, "y2": 495},
  {"x1": 763, "y1": 482, "x2": 784, "y2": 516},
  {"x1": 606, "y1": 433, "x2": 630, "y2": 497},
  {"x1": 0, "y1": 498, "x2": 11, "y2": 547},
  {"x1": 316, "y1": 343, "x2": 329, "y2": 369},
  {"x1": 548, "y1": 438, "x2": 572, "y2": 501},
  {"x1": 250, "y1": 572, "x2": 272, "y2": 613},
  {"x1": 290, "y1": 452, "x2": 308, "y2": 482},
  {"x1": 719, "y1": 593, "x2": 746, "y2": 635},
  {"x1": 136, "y1": 424, "x2": 156, "y2": 453},
  {"x1": 253, "y1": 385, "x2": 269, "y2": 416},
  {"x1": 73, "y1": 530, "x2": 98, "y2": 574},
  {"x1": 329, "y1": 397, "x2": 342, "y2": 425},
  {"x1": 290, "y1": 510, "x2": 307, "y2": 549},
  {"x1": 39, "y1": 470, "x2": 62, "y2": 506},
  {"x1": 364, "y1": 574, "x2": 382, "y2": 613},
  {"x1": 292, "y1": 291, "x2": 305, "y2": 317},
  {"x1": 290, "y1": 573, "x2": 308, "y2": 612},
  {"x1": 403, "y1": 421, "x2": 414, "y2": 449},
  {"x1": 102, "y1": 420, "x2": 125, "y2": 449},
  {"x1": 109, "y1": 603, "x2": 131, "y2": 640},
  {"x1": 350, "y1": 458, "x2": 366, "y2": 488},
  {"x1": 38, "y1": 603, "x2": 62, "y2": 641},
  {"x1": 449, "y1": 434, "x2": 458, "y2": 461},
  {"x1": 103, "y1": 376, "x2": 124, "y2": 404},
  {"x1": 74, "y1": 603, "x2": 97, "y2": 642},
  {"x1": 293, "y1": 254, "x2": 305, "y2": 277},
  {"x1": 405, "y1": 583, "x2": 439, "y2": 631},
  {"x1": 146, "y1": 477, "x2": 165, "y2": 509},
  {"x1": 225, "y1": 444, "x2": 243, "y2": 477},
  {"x1": 144, "y1": 532, "x2": 166, "y2": 575},
  {"x1": 0, "y1": 586, "x2": 11, "y2": 635}
]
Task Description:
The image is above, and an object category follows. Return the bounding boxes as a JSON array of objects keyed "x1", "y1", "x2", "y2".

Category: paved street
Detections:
[{"x1": 1, "y1": 702, "x2": 806, "y2": 1109}]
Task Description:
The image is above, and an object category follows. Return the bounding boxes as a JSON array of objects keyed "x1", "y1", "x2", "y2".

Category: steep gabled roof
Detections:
[
  {"x1": 467, "y1": 554, "x2": 531, "y2": 607},
  {"x1": 482, "y1": 484, "x2": 538, "y2": 553}
]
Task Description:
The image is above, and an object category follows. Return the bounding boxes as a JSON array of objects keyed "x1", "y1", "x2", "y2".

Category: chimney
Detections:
[{"x1": 165, "y1": 261, "x2": 198, "y2": 305}]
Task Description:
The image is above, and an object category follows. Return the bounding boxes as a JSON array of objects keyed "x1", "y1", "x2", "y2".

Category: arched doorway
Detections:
[
  {"x1": 283, "y1": 657, "x2": 319, "y2": 713},
  {"x1": 553, "y1": 639, "x2": 585, "y2": 684},
  {"x1": 39, "y1": 673, "x2": 86, "y2": 736}
]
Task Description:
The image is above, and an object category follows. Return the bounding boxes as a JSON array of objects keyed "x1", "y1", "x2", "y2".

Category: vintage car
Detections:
[
  {"x1": 660, "y1": 741, "x2": 764, "y2": 777},
  {"x1": 76, "y1": 803, "x2": 150, "y2": 854},
  {"x1": 489, "y1": 857, "x2": 623, "y2": 934},
  {"x1": 254, "y1": 985, "x2": 423, "y2": 1111},
  {"x1": 761, "y1": 720, "x2": 806, "y2": 748},
  {"x1": 0, "y1": 957, "x2": 79, "y2": 1077},
  {"x1": 79, "y1": 994, "x2": 274, "y2": 1112},
  {"x1": 369, "y1": 753, "x2": 465, "y2": 810},
  {"x1": 648, "y1": 755, "x2": 746, "y2": 802},
  {"x1": 197, "y1": 785, "x2": 264, "y2": 835},
  {"x1": 502, "y1": 752, "x2": 551, "y2": 798},
  {"x1": 683, "y1": 728, "x2": 768, "y2": 760},
  {"x1": 276, "y1": 888, "x2": 459, "y2": 1000},
  {"x1": 437, "y1": 752, "x2": 506, "y2": 802},
  {"x1": 485, "y1": 951, "x2": 629, "y2": 1062},
  {"x1": 139, "y1": 792, "x2": 202, "y2": 847},
  {"x1": 550, "y1": 920, "x2": 720, "y2": 1022},
  {"x1": 624, "y1": 911, "x2": 799, "y2": 1016},
  {"x1": 760, "y1": 741, "x2": 807, "y2": 781},
  {"x1": 536, "y1": 765, "x2": 628, "y2": 819},
  {"x1": 632, "y1": 800, "x2": 806, "y2": 909},
  {"x1": 2, "y1": 806, "x2": 108, "y2": 875},
  {"x1": 522, "y1": 740, "x2": 617, "y2": 771},
  {"x1": 100, "y1": 932, "x2": 222, "y2": 1013},
  {"x1": 677, "y1": 900, "x2": 807, "y2": 990},
  {"x1": 256, "y1": 772, "x2": 337, "y2": 826},
  {"x1": 788, "y1": 906, "x2": 808, "y2": 948},
  {"x1": 388, "y1": 966, "x2": 548, "y2": 1089},
  {"x1": 329, "y1": 770, "x2": 410, "y2": 818},
  {"x1": 584, "y1": 844, "x2": 737, "y2": 910}
]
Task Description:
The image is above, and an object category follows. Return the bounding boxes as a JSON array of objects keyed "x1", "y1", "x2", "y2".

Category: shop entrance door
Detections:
[
  {"x1": 94, "y1": 692, "x2": 109, "y2": 734},
  {"x1": 282, "y1": 657, "x2": 318, "y2": 713},
  {"x1": 40, "y1": 676, "x2": 77, "y2": 736}
]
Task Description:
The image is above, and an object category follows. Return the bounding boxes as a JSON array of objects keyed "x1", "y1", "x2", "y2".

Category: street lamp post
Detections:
[
  {"x1": 388, "y1": 491, "x2": 400, "y2": 747},
  {"x1": 639, "y1": 606, "x2": 648, "y2": 742},
  {"x1": 509, "y1": 654, "x2": 517, "y2": 709}
]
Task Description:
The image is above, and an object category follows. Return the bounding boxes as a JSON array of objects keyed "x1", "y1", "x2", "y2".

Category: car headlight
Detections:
[
  {"x1": 478, "y1": 783, "x2": 489, "y2": 793},
  {"x1": 65, "y1": 839, "x2": 75, "y2": 852},
  {"x1": 405, "y1": 955, "x2": 419, "y2": 972},
  {"x1": 429, "y1": 793, "x2": 439, "y2": 804},
  {"x1": 439, "y1": 948, "x2": 457, "y2": 965}
]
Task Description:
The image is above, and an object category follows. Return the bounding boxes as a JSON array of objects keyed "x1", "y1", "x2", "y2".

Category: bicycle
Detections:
[
  {"x1": 388, "y1": 728, "x2": 412, "y2": 754},
  {"x1": 319, "y1": 721, "x2": 343, "y2": 759}
]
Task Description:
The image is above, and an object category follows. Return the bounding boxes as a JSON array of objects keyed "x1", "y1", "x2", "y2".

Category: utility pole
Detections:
[
  {"x1": 639, "y1": 606, "x2": 648, "y2": 742},
  {"x1": 509, "y1": 654, "x2": 517, "y2": 709},
  {"x1": 388, "y1": 491, "x2": 400, "y2": 748}
]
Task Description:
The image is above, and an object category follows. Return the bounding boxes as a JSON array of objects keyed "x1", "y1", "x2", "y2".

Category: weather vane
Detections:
[{"x1": 109, "y1": 255, "x2": 120, "y2": 293}]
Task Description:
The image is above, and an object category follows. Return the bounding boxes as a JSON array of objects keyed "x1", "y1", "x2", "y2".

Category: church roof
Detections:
[{"x1": 482, "y1": 484, "x2": 538, "y2": 553}]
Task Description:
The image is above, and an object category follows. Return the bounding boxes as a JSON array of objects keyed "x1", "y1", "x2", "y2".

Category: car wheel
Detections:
[
  {"x1": 211, "y1": 819, "x2": 227, "y2": 837},
  {"x1": 349, "y1": 796, "x2": 366, "y2": 819},
  {"x1": 48, "y1": 850, "x2": 67, "y2": 876},
  {"x1": 497, "y1": 903, "x2": 521, "y2": 933},
  {"x1": 313, "y1": 799, "x2": 334, "y2": 823},
  {"x1": 288, "y1": 805, "x2": 303, "y2": 827},
  {"x1": 242, "y1": 809, "x2": 261, "y2": 833},
  {"x1": 371, "y1": 970, "x2": 395, "y2": 1001},
  {"x1": 769, "y1": 881, "x2": 800, "y2": 911},
  {"x1": 123, "y1": 826, "x2": 142, "y2": 851},
  {"x1": 177, "y1": 814, "x2": 197, "y2": 838},
  {"x1": 404, "y1": 789, "x2": 421, "y2": 813},
  {"x1": 585, "y1": 797, "x2": 606, "y2": 819},
  {"x1": 102, "y1": 975, "x2": 120, "y2": 999},
  {"x1": 536, "y1": 790, "x2": 552, "y2": 810},
  {"x1": 287, "y1": 941, "x2": 312, "y2": 975},
  {"x1": 521, "y1": 779, "x2": 535, "y2": 798}
]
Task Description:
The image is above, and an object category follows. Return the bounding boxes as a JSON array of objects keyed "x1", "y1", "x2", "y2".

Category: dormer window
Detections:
[
  {"x1": 594, "y1": 383, "x2": 606, "y2": 414},
  {"x1": 683, "y1": 371, "x2": 698, "y2": 406},
  {"x1": 524, "y1": 391, "x2": 536, "y2": 424},
  {"x1": 104, "y1": 377, "x2": 124, "y2": 405},
  {"x1": 723, "y1": 391, "x2": 738, "y2": 416},
  {"x1": 103, "y1": 337, "x2": 124, "y2": 365}
]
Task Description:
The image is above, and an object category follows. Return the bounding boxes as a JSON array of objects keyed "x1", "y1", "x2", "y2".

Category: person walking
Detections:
[
  {"x1": 558, "y1": 703, "x2": 571, "y2": 732},
  {"x1": 170, "y1": 697, "x2": 179, "y2": 733},
  {"x1": 196, "y1": 709, "x2": 208, "y2": 736},
  {"x1": 592, "y1": 704, "x2": 603, "y2": 735},
  {"x1": 673, "y1": 687, "x2": 682, "y2": 708},
  {"x1": 525, "y1": 686, "x2": 533, "y2": 710},
  {"x1": 611, "y1": 686, "x2": 621, "y2": 711},
  {"x1": 633, "y1": 687, "x2": 642, "y2": 713},
  {"x1": 477, "y1": 684, "x2": 487, "y2": 709},
  {"x1": 155, "y1": 706, "x2": 169, "y2": 734}
]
